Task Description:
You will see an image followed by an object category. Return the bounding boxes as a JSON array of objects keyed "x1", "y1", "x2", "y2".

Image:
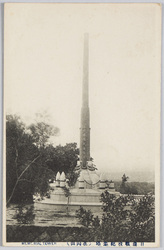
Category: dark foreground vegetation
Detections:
[{"x1": 76, "y1": 191, "x2": 155, "y2": 242}]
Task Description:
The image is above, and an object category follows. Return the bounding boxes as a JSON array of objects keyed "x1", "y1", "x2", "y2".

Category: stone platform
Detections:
[
  {"x1": 34, "y1": 186, "x2": 120, "y2": 208},
  {"x1": 34, "y1": 170, "x2": 120, "y2": 209}
]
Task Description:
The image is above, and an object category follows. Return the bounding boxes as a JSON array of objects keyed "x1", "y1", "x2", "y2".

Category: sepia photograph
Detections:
[{"x1": 3, "y1": 3, "x2": 161, "y2": 247}]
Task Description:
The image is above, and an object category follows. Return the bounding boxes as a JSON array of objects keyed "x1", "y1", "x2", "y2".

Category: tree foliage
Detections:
[
  {"x1": 46, "y1": 143, "x2": 79, "y2": 186},
  {"x1": 119, "y1": 173, "x2": 129, "y2": 194},
  {"x1": 6, "y1": 115, "x2": 39, "y2": 204},
  {"x1": 6, "y1": 114, "x2": 79, "y2": 204},
  {"x1": 129, "y1": 194, "x2": 155, "y2": 241},
  {"x1": 28, "y1": 122, "x2": 59, "y2": 148},
  {"x1": 76, "y1": 192, "x2": 155, "y2": 242}
]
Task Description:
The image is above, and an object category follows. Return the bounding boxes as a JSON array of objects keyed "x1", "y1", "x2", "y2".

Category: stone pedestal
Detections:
[{"x1": 35, "y1": 182, "x2": 120, "y2": 209}]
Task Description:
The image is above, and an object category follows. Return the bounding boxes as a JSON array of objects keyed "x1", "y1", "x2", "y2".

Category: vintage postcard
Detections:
[{"x1": 3, "y1": 3, "x2": 161, "y2": 247}]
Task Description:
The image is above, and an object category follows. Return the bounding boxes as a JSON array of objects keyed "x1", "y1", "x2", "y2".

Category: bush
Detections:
[
  {"x1": 76, "y1": 206, "x2": 95, "y2": 227},
  {"x1": 76, "y1": 192, "x2": 155, "y2": 242}
]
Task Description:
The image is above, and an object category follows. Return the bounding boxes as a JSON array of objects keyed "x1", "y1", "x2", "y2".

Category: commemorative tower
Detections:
[
  {"x1": 80, "y1": 33, "x2": 90, "y2": 169},
  {"x1": 75, "y1": 33, "x2": 99, "y2": 187}
]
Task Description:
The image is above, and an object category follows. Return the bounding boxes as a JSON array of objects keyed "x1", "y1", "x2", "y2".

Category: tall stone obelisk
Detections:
[{"x1": 80, "y1": 33, "x2": 90, "y2": 169}]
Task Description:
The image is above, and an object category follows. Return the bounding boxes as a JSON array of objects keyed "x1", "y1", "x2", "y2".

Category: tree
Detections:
[
  {"x1": 120, "y1": 173, "x2": 129, "y2": 194},
  {"x1": 6, "y1": 114, "x2": 80, "y2": 204},
  {"x1": 28, "y1": 122, "x2": 59, "y2": 148},
  {"x1": 100, "y1": 191, "x2": 131, "y2": 241},
  {"x1": 6, "y1": 114, "x2": 59, "y2": 205},
  {"x1": 47, "y1": 143, "x2": 79, "y2": 187},
  {"x1": 62, "y1": 186, "x2": 71, "y2": 215},
  {"x1": 128, "y1": 194, "x2": 155, "y2": 241},
  {"x1": 76, "y1": 192, "x2": 155, "y2": 242},
  {"x1": 6, "y1": 115, "x2": 39, "y2": 204}
]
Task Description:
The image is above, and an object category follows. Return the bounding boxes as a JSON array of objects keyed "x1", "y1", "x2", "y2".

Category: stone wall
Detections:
[{"x1": 7, "y1": 225, "x2": 93, "y2": 242}]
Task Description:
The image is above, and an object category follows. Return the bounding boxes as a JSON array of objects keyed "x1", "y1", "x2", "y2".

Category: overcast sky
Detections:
[{"x1": 4, "y1": 3, "x2": 161, "y2": 173}]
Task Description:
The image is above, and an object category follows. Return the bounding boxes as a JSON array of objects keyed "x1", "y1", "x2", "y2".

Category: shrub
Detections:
[{"x1": 76, "y1": 192, "x2": 155, "y2": 242}]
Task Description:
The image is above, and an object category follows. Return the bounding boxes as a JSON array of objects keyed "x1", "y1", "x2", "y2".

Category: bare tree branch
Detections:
[
  {"x1": 14, "y1": 146, "x2": 18, "y2": 178},
  {"x1": 18, "y1": 154, "x2": 40, "y2": 181},
  {"x1": 7, "y1": 154, "x2": 40, "y2": 206},
  {"x1": 18, "y1": 179, "x2": 35, "y2": 183}
]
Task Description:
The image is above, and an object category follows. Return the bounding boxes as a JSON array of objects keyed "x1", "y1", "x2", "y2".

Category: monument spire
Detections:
[
  {"x1": 82, "y1": 33, "x2": 89, "y2": 108},
  {"x1": 80, "y1": 33, "x2": 90, "y2": 169}
]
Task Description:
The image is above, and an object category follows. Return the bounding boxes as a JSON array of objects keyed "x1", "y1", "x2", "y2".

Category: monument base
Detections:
[
  {"x1": 34, "y1": 184, "x2": 120, "y2": 209},
  {"x1": 34, "y1": 169, "x2": 120, "y2": 210}
]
